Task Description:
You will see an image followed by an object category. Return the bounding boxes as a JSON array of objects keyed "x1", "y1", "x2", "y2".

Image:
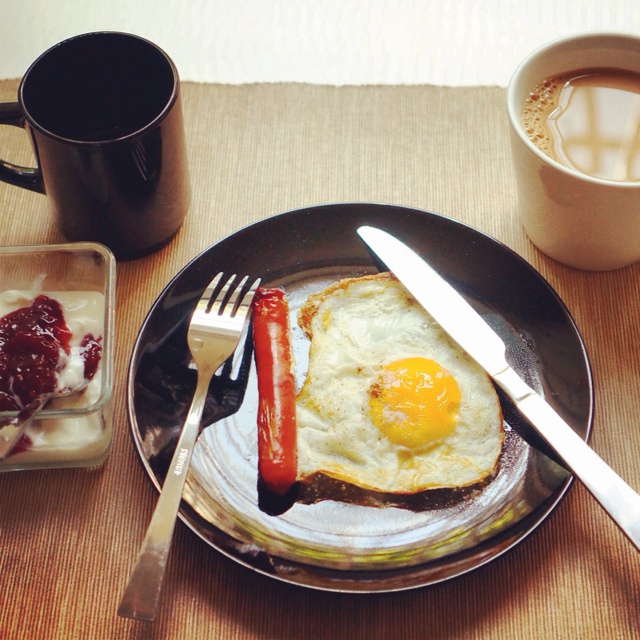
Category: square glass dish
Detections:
[{"x1": 0, "y1": 242, "x2": 115, "y2": 471}]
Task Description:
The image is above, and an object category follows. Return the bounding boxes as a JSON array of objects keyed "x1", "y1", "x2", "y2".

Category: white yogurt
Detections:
[{"x1": 0, "y1": 290, "x2": 110, "y2": 469}]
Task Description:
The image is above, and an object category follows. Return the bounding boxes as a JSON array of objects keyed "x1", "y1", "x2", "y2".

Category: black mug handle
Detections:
[{"x1": 0, "y1": 103, "x2": 45, "y2": 193}]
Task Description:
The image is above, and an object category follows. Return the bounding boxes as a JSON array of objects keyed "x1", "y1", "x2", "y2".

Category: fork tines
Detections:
[{"x1": 204, "y1": 272, "x2": 261, "y2": 319}]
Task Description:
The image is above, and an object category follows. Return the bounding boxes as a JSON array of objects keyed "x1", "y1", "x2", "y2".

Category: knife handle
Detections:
[{"x1": 505, "y1": 378, "x2": 640, "y2": 552}]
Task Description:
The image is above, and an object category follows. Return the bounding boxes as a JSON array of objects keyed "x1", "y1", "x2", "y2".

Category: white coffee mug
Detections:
[{"x1": 506, "y1": 32, "x2": 640, "y2": 271}]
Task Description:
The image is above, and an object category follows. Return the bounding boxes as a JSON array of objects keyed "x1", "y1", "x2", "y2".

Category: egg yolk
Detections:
[{"x1": 368, "y1": 357, "x2": 461, "y2": 448}]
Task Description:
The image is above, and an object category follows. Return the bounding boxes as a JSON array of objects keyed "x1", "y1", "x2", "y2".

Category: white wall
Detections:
[{"x1": 1, "y1": 0, "x2": 639, "y2": 86}]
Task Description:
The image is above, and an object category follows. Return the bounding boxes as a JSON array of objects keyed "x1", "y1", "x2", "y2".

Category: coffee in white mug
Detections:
[
  {"x1": 507, "y1": 33, "x2": 640, "y2": 270},
  {"x1": 523, "y1": 67, "x2": 640, "y2": 182}
]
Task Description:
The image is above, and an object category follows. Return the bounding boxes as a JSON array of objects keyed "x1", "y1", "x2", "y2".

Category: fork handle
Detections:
[{"x1": 117, "y1": 374, "x2": 210, "y2": 621}]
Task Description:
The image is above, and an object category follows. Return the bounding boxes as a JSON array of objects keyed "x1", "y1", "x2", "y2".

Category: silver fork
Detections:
[{"x1": 117, "y1": 272, "x2": 260, "y2": 621}]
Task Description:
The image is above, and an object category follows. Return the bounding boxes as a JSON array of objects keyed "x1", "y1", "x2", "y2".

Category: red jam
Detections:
[
  {"x1": 79, "y1": 333, "x2": 102, "y2": 382},
  {"x1": 0, "y1": 295, "x2": 102, "y2": 455}
]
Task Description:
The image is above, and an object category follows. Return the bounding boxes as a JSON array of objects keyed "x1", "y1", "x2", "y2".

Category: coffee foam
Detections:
[{"x1": 522, "y1": 75, "x2": 565, "y2": 158}]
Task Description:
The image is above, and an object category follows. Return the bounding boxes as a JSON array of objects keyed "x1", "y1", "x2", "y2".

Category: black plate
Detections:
[{"x1": 127, "y1": 203, "x2": 593, "y2": 592}]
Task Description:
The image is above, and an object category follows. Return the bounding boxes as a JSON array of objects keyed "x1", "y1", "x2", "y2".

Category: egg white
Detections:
[{"x1": 295, "y1": 273, "x2": 504, "y2": 494}]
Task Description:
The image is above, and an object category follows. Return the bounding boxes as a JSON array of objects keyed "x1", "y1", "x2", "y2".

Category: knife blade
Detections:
[{"x1": 357, "y1": 225, "x2": 640, "y2": 552}]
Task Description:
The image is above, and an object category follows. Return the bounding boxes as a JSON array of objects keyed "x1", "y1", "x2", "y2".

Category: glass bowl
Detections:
[{"x1": 0, "y1": 242, "x2": 115, "y2": 471}]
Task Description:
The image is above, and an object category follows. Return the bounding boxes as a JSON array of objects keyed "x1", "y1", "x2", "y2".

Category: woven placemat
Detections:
[{"x1": 0, "y1": 78, "x2": 638, "y2": 639}]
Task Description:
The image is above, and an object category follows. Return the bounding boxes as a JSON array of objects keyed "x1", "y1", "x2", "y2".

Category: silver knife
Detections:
[{"x1": 357, "y1": 225, "x2": 640, "y2": 552}]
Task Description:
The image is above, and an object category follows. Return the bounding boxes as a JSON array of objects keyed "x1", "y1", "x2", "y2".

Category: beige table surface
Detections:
[{"x1": 0, "y1": 78, "x2": 639, "y2": 640}]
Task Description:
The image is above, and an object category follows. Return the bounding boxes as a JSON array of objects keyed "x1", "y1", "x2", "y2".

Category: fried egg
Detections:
[{"x1": 295, "y1": 273, "x2": 504, "y2": 494}]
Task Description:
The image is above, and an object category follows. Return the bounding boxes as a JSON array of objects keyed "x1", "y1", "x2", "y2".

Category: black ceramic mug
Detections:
[{"x1": 0, "y1": 31, "x2": 190, "y2": 260}]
